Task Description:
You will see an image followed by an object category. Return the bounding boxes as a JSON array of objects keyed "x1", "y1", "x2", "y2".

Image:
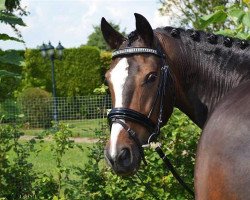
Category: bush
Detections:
[
  {"x1": 0, "y1": 109, "x2": 200, "y2": 199},
  {"x1": 65, "y1": 109, "x2": 200, "y2": 200},
  {"x1": 18, "y1": 87, "x2": 52, "y2": 128},
  {"x1": 0, "y1": 124, "x2": 69, "y2": 200},
  {"x1": 0, "y1": 125, "x2": 37, "y2": 199}
]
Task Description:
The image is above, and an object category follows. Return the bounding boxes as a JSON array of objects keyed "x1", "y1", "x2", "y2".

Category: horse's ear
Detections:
[
  {"x1": 101, "y1": 17, "x2": 125, "y2": 49},
  {"x1": 134, "y1": 13, "x2": 154, "y2": 46}
]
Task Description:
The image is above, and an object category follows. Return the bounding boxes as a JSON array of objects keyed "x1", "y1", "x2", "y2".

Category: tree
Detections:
[
  {"x1": 2, "y1": 0, "x2": 29, "y2": 38},
  {"x1": 0, "y1": 50, "x2": 24, "y2": 101},
  {"x1": 158, "y1": 0, "x2": 237, "y2": 30},
  {"x1": 86, "y1": 22, "x2": 125, "y2": 50},
  {"x1": 198, "y1": 0, "x2": 250, "y2": 39},
  {"x1": 0, "y1": 0, "x2": 27, "y2": 100}
]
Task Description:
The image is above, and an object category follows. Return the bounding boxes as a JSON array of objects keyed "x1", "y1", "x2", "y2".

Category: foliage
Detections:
[
  {"x1": 66, "y1": 109, "x2": 200, "y2": 200},
  {"x1": 0, "y1": 123, "x2": 74, "y2": 200},
  {"x1": 0, "y1": 0, "x2": 26, "y2": 64},
  {"x1": 0, "y1": 109, "x2": 200, "y2": 199},
  {"x1": 0, "y1": 0, "x2": 27, "y2": 102},
  {"x1": 17, "y1": 87, "x2": 52, "y2": 128},
  {"x1": 1, "y1": 0, "x2": 28, "y2": 39},
  {"x1": 198, "y1": 0, "x2": 250, "y2": 39},
  {"x1": 0, "y1": 125, "x2": 37, "y2": 199},
  {"x1": 86, "y1": 22, "x2": 126, "y2": 50},
  {"x1": 0, "y1": 50, "x2": 24, "y2": 101},
  {"x1": 0, "y1": 99, "x2": 20, "y2": 123},
  {"x1": 100, "y1": 51, "x2": 112, "y2": 70},
  {"x1": 93, "y1": 51, "x2": 111, "y2": 95},
  {"x1": 58, "y1": 46, "x2": 102, "y2": 96},
  {"x1": 158, "y1": 0, "x2": 230, "y2": 30},
  {"x1": 0, "y1": 0, "x2": 5, "y2": 10},
  {"x1": 0, "y1": 68, "x2": 20, "y2": 101},
  {"x1": 101, "y1": 109, "x2": 199, "y2": 200},
  {"x1": 44, "y1": 123, "x2": 82, "y2": 199},
  {"x1": 93, "y1": 84, "x2": 108, "y2": 94},
  {"x1": 0, "y1": 50, "x2": 23, "y2": 66},
  {"x1": 100, "y1": 50, "x2": 112, "y2": 79},
  {"x1": 21, "y1": 46, "x2": 103, "y2": 97},
  {"x1": 64, "y1": 128, "x2": 108, "y2": 200}
]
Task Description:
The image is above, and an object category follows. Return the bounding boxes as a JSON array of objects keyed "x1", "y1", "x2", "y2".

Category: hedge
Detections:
[{"x1": 22, "y1": 46, "x2": 107, "y2": 97}]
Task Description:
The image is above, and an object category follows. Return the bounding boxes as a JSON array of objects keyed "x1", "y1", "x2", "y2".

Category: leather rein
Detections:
[{"x1": 107, "y1": 47, "x2": 194, "y2": 197}]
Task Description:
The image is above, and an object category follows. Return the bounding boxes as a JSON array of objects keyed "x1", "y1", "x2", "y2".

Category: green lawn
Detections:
[
  {"x1": 29, "y1": 142, "x2": 93, "y2": 174},
  {"x1": 21, "y1": 118, "x2": 108, "y2": 138},
  {"x1": 8, "y1": 141, "x2": 93, "y2": 177}
]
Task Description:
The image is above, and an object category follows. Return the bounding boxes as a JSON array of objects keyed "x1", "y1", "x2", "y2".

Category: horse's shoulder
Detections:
[{"x1": 196, "y1": 80, "x2": 250, "y2": 200}]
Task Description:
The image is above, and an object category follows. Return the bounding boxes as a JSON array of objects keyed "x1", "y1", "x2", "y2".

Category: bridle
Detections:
[
  {"x1": 107, "y1": 47, "x2": 172, "y2": 165},
  {"x1": 107, "y1": 46, "x2": 194, "y2": 197}
]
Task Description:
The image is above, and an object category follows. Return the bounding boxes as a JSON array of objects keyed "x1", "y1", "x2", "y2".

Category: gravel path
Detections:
[{"x1": 20, "y1": 135, "x2": 98, "y2": 143}]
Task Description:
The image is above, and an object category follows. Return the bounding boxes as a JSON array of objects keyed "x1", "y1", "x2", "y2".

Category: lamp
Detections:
[{"x1": 39, "y1": 41, "x2": 65, "y2": 125}]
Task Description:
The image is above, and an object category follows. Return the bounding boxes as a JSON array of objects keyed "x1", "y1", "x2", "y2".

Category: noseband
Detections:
[{"x1": 107, "y1": 47, "x2": 172, "y2": 165}]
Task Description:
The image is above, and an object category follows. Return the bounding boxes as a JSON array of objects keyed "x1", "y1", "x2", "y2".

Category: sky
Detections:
[{"x1": 0, "y1": 0, "x2": 173, "y2": 50}]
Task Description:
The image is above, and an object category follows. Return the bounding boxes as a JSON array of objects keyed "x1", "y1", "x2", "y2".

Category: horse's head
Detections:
[{"x1": 101, "y1": 13, "x2": 174, "y2": 176}]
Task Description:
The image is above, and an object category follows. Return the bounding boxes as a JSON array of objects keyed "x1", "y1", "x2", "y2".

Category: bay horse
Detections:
[{"x1": 101, "y1": 13, "x2": 250, "y2": 199}]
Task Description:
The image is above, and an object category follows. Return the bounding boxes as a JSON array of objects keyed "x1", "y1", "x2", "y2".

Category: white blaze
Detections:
[{"x1": 110, "y1": 58, "x2": 129, "y2": 158}]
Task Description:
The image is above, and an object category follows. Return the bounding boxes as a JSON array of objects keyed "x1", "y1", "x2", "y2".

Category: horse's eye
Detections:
[{"x1": 145, "y1": 73, "x2": 157, "y2": 84}]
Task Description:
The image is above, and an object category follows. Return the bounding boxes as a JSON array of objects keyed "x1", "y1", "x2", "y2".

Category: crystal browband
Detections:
[{"x1": 112, "y1": 47, "x2": 164, "y2": 58}]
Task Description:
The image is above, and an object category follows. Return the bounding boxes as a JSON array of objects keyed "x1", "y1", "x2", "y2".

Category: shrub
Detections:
[
  {"x1": 0, "y1": 124, "x2": 61, "y2": 200},
  {"x1": 66, "y1": 109, "x2": 200, "y2": 200},
  {"x1": 0, "y1": 125, "x2": 37, "y2": 199},
  {"x1": 0, "y1": 109, "x2": 200, "y2": 199},
  {"x1": 18, "y1": 87, "x2": 52, "y2": 128}
]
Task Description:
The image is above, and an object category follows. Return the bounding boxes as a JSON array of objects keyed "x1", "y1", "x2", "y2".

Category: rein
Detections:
[{"x1": 107, "y1": 47, "x2": 194, "y2": 197}]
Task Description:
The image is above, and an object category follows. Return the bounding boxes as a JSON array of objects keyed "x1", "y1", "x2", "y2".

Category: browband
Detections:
[{"x1": 112, "y1": 47, "x2": 164, "y2": 58}]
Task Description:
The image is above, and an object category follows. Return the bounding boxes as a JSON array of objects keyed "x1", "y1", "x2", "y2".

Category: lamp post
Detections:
[{"x1": 40, "y1": 41, "x2": 64, "y2": 124}]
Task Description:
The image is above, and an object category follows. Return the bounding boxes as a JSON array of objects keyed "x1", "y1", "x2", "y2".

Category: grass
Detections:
[
  {"x1": 3, "y1": 118, "x2": 108, "y2": 178},
  {"x1": 8, "y1": 141, "x2": 93, "y2": 176},
  {"x1": 31, "y1": 142, "x2": 92, "y2": 175},
  {"x1": 21, "y1": 118, "x2": 108, "y2": 138}
]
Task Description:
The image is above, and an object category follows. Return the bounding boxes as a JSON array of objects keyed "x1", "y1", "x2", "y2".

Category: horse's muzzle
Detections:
[{"x1": 104, "y1": 144, "x2": 141, "y2": 176}]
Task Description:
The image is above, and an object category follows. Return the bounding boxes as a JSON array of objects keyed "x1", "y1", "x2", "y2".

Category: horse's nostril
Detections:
[{"x1": 118, "y1": 148, "x2": 130, "y2": 162}]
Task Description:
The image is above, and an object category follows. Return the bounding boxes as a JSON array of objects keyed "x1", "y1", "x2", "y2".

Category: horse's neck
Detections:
[{"x1": 158, "y1": 31, "x2": 250, "y2": 128}]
